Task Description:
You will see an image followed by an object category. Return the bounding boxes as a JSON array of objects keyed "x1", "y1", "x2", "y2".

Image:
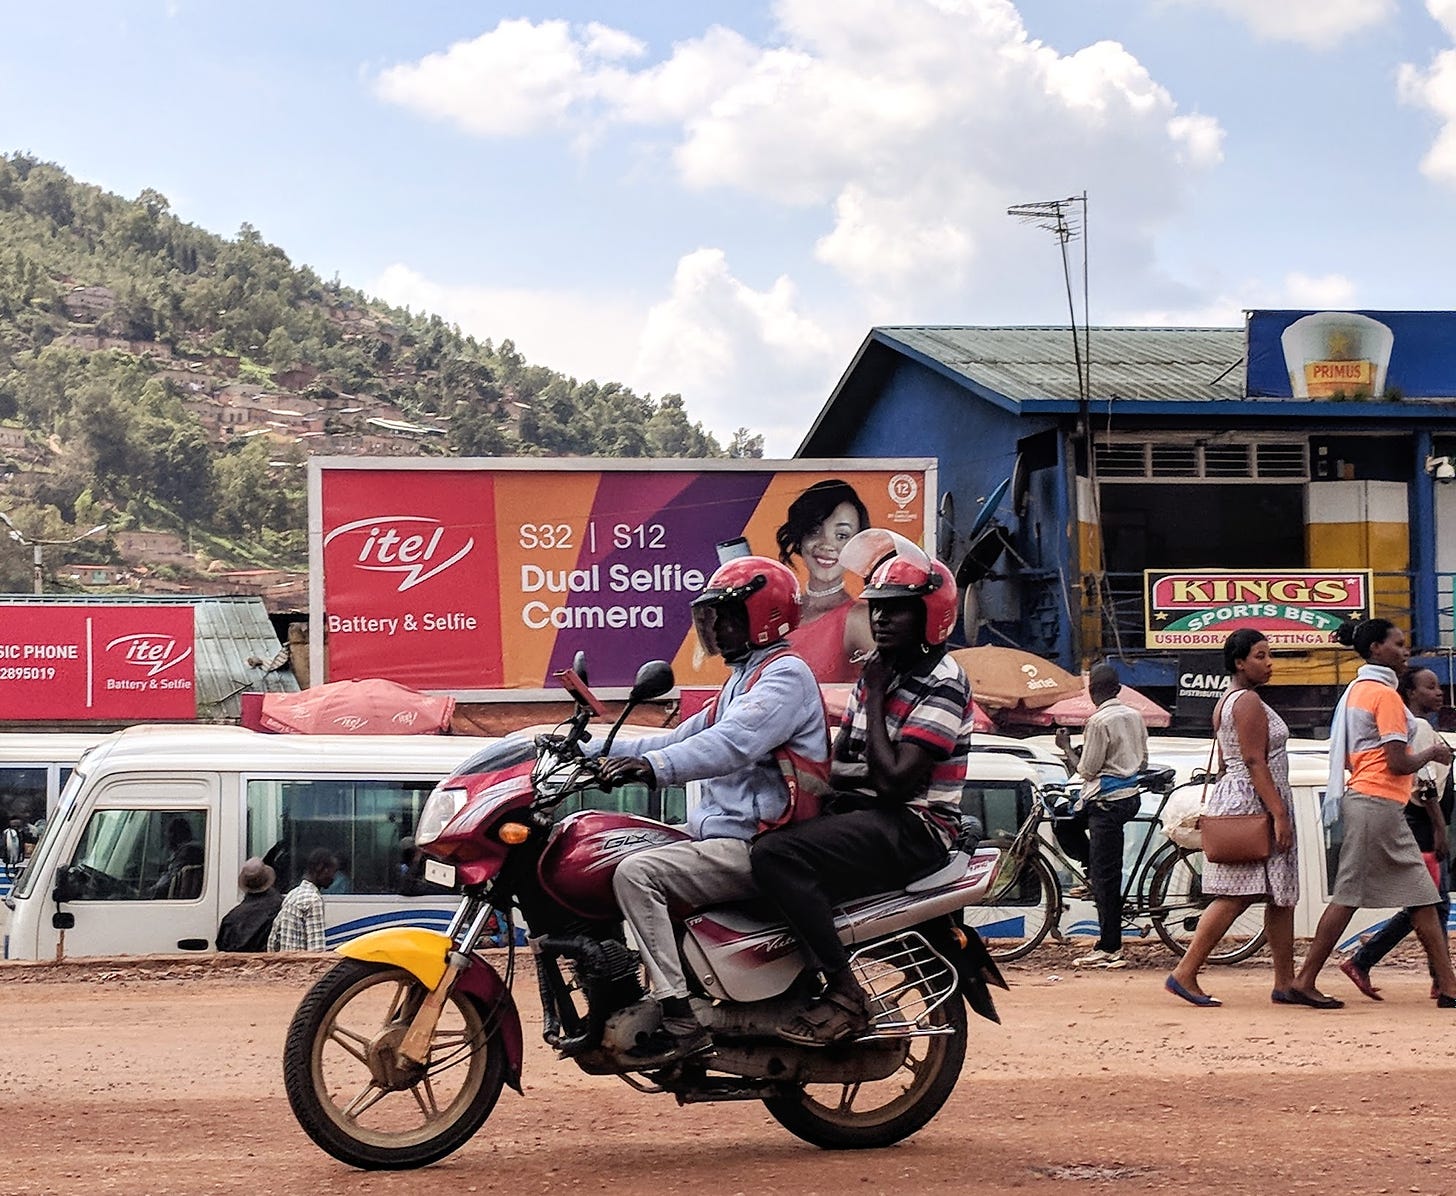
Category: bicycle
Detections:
[{"x1": 962, "y1": 768, "x2": 1268, "y2": 965}]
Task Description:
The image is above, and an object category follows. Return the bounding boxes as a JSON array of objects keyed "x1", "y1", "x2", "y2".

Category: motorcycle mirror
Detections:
[
  {"x1": 572, "y1": 651, "x2": 589, "y2": 687},
  {"x1": 601, "y1": 661, "x2": 676, "y2": 757},
  {"x1": 629, "y1": 660, "x2": 674, "y2": 703}
]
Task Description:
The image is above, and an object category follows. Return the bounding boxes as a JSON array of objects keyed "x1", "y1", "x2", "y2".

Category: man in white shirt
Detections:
[
  {"x1": 268, "y1": 848, "x2": 337, "y2": 953},
  {"x1": 1055, "y1": 663, "x2": 1148, "y2": 969}
]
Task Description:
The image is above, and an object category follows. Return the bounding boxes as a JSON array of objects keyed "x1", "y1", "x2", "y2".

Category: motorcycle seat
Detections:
[{"x1": 903, "y1": 850, "x2": 972, "y2": 893}]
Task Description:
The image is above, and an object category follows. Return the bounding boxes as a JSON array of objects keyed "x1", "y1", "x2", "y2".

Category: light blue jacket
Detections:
[{"x1": 628, "y1": 644, "x2": 827, "y2": 841}]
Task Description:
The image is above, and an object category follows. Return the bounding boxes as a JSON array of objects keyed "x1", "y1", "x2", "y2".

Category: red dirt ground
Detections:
[{"x1": 2, "y1": 947, "x2": 1452, "y2": 1196}]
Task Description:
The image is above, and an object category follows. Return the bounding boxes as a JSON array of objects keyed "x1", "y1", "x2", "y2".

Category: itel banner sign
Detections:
[
  {"x1": 0, "y1": 605, "x2": 196, "y2": 720},
  {"x1": 312, "y1": 459, "x2": 934, "y2": 696},
  {"x1": 1144, "y1": 570, "x2": 1372, "y2": 649}
]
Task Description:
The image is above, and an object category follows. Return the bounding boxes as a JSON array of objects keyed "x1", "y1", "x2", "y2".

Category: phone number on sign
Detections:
[{"x1": 0, "y1": 666, "x2": 58, "y2": 681}]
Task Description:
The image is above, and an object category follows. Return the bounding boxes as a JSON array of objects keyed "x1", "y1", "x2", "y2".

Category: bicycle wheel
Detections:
[
  {"x1": 961, "y1": 848, "x2": 1060, "y2": 963},
  {"x1": 1147, "y1": 848, "x2": 1267, "y2": 965}
]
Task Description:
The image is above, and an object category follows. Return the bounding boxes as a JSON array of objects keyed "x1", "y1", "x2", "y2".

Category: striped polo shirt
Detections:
[
  {"x1": 833, "y1": 651, "x2": 974, "y2": 846},
  {"x1": 1344, "y1": 678, "x2": 1416, "y2": 803}
]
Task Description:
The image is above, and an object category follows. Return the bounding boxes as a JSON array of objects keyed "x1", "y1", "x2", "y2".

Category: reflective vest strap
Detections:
[{"x1": 701, "y1": 648, "x2": 830, "y2": 831}]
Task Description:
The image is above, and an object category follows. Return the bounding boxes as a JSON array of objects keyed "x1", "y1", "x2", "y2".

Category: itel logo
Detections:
[
  {"x1": 333, "y1": 715, "x2": 369, "y2": 731},
  {"x1": 105, "y1": 633, "x2": 194, "y2": 677},
  {"x1": 325, "y1": 516, "x2": 475, "y2": 593}
]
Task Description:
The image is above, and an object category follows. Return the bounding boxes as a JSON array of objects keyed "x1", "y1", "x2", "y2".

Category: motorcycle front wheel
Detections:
[
  {"x1": 282, "y1": 958, "x2": 507, "y2": 1170},
  {"x1": 762, "y1": 955, "x2": 968, "y2": 1149}
]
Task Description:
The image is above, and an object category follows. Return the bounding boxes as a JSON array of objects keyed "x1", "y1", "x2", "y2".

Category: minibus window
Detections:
[
  {"x1": 246, "y1": 778, "x2": 441, "y2": 896},
  {"x1": 556, "y1": 784, "x2": 688, "y2": 826},
  {"x1": 65, "y1": 809, "x2": 208, "y2": 901},
  {"x1": 0, "y1": 767, "x2": 47, "y2": 877},
  {"x1": 10, "y1": 774, "x2": 84, "y2": 901}
]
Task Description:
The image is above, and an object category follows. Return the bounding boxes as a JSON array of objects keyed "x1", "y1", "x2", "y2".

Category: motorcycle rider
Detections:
[
  {"x1": 598, "y1": 556, "x2": 830, "y2": 1067},
  {"x1": 751, "y1": 530, "x2": 975, "y2": 1046}
]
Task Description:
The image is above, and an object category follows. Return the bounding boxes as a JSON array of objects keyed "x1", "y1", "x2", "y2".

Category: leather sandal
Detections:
[{"x1": 777, "y1": 986, "x2": 872, "y2": 1046}]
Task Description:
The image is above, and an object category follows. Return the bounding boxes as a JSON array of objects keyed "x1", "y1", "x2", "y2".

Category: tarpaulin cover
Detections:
[{"x1": 250, "y1": 678, "x2": 455, "y2": 735}]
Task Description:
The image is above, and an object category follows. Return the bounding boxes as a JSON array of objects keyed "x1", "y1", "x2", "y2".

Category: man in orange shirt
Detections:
[{"x1": 1287, "y1": 620, "x2": 1456, "y2": 1009}]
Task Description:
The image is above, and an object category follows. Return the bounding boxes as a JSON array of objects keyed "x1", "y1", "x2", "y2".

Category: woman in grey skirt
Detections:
[
  {"x1": 1287, "y1": 618, "x2": 1456, "y2": 1009},
  {"x1": 1165, "y1": 629, "x2": 1296, "y2": 1007}
]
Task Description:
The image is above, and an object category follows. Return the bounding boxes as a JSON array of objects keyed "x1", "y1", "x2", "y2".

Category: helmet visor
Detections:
[
  {"x1": 692, "y1": 599, "x2": 748, "y2": 659},
  {"x1": 839, "y1": 528, "x2": 933, "y2": 581}
]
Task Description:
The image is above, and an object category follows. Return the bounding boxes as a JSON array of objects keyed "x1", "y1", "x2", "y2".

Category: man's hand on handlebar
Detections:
[{"x1": 598, "y1": 756, "x2": 656, "y2": 789}]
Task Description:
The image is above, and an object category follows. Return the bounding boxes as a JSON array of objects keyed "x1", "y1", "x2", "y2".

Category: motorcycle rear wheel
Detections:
[
  {"x1": 283, "y1": 958, "x2": 507, "y2": 1170},
  {"x1": 762, "y1": 968, "x2": 967, "y2": 1149}
]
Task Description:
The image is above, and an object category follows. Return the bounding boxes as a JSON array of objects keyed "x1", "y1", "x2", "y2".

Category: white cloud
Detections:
[
  {"x1": 634, "y1": 249, "x2": 845, "y2": 453},
  {"x1": 368, "y1": 263, "x2": 644, "y2": 389},
  {"x1": 375, "y1": 2, "x2": 1223, "y2": 305},
  {"x1": 1121, "y1": 272, "x2": 1359, "y2": 326},
  {"x1": 1166, "y1": 0, "x2": 1396, "y2": 49},
  {"x1": 1400, "y1": 3, "x2": 1456, "y2": 189},
  {"x1": 370, "y1": 255, "x2": 842, "y2": 455}
]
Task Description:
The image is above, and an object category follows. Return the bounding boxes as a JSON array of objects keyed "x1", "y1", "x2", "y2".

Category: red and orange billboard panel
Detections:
[{"x1": 312, "y1": 459, "x2": 934, "y2": 695}]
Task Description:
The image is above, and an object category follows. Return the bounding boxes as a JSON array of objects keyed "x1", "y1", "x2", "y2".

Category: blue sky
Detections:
[{"x1": 3, "y1": 1, "x2": 1455, "y2": 453}]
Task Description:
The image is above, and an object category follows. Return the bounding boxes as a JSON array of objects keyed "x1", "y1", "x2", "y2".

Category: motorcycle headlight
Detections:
[{"x1": 416, "y1": 785, "x2": 469, "y2": 847}]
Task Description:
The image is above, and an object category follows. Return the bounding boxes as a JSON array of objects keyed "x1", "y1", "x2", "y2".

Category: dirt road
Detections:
[{"x1": 2, "y1": 951, "x2": 1452, "y2": 1196}]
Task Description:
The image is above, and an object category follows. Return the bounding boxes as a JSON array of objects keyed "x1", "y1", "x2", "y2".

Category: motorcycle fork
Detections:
[{"x1": 395, "y1": 896, "x2": 498, "y2": 1066}]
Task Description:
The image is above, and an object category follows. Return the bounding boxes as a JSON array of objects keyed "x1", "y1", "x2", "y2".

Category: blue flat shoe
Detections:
[{"x1": 1165, "y1": 975, "x2": 1221, "y2": 1007}]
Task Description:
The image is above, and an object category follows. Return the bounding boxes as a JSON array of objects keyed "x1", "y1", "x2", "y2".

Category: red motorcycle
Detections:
[{"x1": 282, "y1": 658, "x2": 1007, "y2": 1170}]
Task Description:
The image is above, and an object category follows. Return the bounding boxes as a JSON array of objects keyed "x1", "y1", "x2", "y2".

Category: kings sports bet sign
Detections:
[{"x1": 1144, "y1": 570, "x2": 1372, "y2": 649}]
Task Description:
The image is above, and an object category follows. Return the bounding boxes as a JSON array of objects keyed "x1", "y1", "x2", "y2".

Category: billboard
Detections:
[
  {"x1": 1144, "y1": 570, "x2": 1372, "y2": 649},
  {"x1": 0, "y1": 605, "x2": 196, "y2": 720},
  {"x1": 312, "y1": 459, "x2": 934, "y2": 696},
  {"x1": 1247, "y1": 310, "x2": 1456, "y2": 400}
]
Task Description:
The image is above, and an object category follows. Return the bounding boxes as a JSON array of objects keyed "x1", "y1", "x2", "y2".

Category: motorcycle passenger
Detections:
[
  {"x1": 750, "y1": 530, "x2": 975, "y2": 1046},
  {"x1": 599, "y1": 556, "x2": 829, "y2": 1067}
]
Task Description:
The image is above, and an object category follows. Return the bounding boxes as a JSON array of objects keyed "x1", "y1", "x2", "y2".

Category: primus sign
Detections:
[
  {"x1": 1144, "y1": 570, "x2": 1372, "y2": 648},
  {"x1": 0, "y1": 605, "x2": 195, "y2": 719},
  {"x1": 312, "y1": 458, "x2": 934, "y2": 696}
]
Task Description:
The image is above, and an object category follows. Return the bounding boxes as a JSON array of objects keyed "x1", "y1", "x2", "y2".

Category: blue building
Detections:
[{"x1": 798, "y1": 316, "x2": 1456, "y2": 728}]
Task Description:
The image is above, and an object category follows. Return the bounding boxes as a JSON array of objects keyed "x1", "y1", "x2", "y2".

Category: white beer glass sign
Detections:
[{"x1": 1280, "y1": 311, "x2": 1394, "y2": 399}]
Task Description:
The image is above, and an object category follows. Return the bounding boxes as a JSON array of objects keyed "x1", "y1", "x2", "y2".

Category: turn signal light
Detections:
[{"x1": 497, "y1": 822, "x2": 531, "y2": 845}]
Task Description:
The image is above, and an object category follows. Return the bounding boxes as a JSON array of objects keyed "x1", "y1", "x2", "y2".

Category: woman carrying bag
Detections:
[
  {"x1": 1288, "y1": 618, "x2": 1456, "y2": 1010},
  {"x1": 1165, "y1": 629, "x2": 1298, "y2": 1008}
]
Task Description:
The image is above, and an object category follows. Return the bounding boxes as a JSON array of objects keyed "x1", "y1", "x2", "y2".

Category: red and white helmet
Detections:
[
  {"x1": 840, "y1": 528, "x2": 958, "y2": 645},
  {"x1": 691, "y1": 555, "x2": 802, "y2": 653}
]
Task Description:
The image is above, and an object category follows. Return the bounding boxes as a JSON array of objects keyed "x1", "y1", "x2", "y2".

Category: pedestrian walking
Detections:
[
  {"x1": 1287, "y1": 619, "x2": 1456, "y2": 1009},
  {"x1": 1164, "y1": 629, "x2": 1296, "y2": 1007},
  {"x1": 1339, "y1": 665, "x2": 1452, "y2": 1001}
]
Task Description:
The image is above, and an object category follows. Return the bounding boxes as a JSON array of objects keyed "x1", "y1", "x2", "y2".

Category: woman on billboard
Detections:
[{"x1": 775, "y1": 479, "x2": 875, "y2": 683}]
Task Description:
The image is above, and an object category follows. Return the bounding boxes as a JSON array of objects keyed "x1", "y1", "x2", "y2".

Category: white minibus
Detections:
[{"x1": 2, "y1": 724, "x2": 686, "y2": 960}]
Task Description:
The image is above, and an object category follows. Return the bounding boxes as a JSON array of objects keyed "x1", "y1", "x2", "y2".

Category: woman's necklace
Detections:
[{"x1": 805, "y1": 581, "x2": 845, "y2": 599}]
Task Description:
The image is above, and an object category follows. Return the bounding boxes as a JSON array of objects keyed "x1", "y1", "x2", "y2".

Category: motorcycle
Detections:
[{"x1": 282, "y1": 657, "x2": 1008, "y2": 1170}]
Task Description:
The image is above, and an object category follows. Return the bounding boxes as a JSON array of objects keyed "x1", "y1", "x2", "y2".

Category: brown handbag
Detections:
[
  {"x1": 1199, "y1": 812, "x2": 1274, "y2": 864},
  {"x1": 1198, "y1": 690, "x2": 1274, "y2": 865}
]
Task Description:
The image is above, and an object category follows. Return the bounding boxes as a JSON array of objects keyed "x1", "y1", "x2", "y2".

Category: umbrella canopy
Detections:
[
  {"x1": 948, "y1": 646, "x2": 1082, "y2": 711},
  {"x1": 251, "y1": 678, "x2": 456, "y2": 735},
  {"x1": 820, "y1": 684, "x2": 996, "y2": 733},
  {"x1": 1000, "y1": 682, "x2": 1172, "y2": 729}
]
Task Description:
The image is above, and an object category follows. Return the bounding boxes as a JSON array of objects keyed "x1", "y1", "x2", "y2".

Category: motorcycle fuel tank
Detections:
[{"x1": 537, "y1": 811, "x2": 690, "y2": 920}]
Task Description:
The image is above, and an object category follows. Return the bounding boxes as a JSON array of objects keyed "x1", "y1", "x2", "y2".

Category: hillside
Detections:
[{"x1": 0, "y1": 153, "x2": 757, "y2": 595}]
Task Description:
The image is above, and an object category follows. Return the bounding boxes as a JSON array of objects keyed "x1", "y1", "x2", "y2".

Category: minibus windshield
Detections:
[{"x1": 11, "y1": 767, "x2": 86, "y2": 902}]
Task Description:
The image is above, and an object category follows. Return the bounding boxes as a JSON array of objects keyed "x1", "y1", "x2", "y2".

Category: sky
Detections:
[{"x1": 3, "y1": 1, "x2": 1456, "y2": 454}]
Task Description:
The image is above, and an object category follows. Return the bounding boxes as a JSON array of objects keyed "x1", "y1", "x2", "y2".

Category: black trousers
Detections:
[
  {"x1": 750, "y1": 805, "x2": 947, "y2": 974},
  {"x1": 1054, "y1": 795, "x2": 1139, "y2": 953}
]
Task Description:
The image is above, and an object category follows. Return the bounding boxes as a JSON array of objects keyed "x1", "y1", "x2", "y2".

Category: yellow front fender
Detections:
[{"x1": 338, "y1": 927, "x2": 451, "y2": 989}]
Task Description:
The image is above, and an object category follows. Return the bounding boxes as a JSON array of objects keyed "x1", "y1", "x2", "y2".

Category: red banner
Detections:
[{"x1": 0, "y1": 605, "x2": 196, "y2": 719}]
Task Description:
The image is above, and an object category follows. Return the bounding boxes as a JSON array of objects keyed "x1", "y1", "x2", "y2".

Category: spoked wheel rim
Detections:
[
  {"x1": 795, "y1": 955, "x2": 957, "y2": 1129},
  {"x1": 1151, "y1": 852, "x2": 1266, "y2": 964},
  {"x1": 309, "y1": 968, "x2": 491, "y2": 1150}
]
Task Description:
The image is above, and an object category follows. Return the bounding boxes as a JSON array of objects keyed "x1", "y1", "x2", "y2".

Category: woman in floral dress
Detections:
[{"x1": 1165, "y1": 629, "x2": 1297, "y2": 1006}]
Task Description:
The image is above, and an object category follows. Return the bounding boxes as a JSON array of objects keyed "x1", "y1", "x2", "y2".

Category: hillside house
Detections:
[{"x1": 62, "y1": 285, "x2": 116, "y2": 320}]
